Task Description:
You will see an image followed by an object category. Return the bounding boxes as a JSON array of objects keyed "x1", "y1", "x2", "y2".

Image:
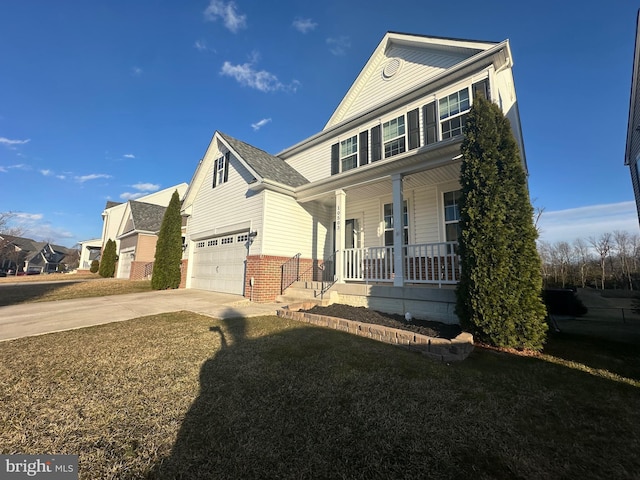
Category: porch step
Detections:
[{"x1": 276, "y1": 284, "x2": 339, "y2": 307}]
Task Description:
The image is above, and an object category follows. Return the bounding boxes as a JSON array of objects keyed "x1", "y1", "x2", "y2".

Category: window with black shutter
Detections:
[
  {"x1": 408, "y1": 108, "x2": 420, "y2": 150},
  {"x1": 424, "y1": 102, "x2": 437, "y2": 145},
  {"x1": 371, "y1": 125, "x2": 382, "y2": 162},
  {"x1": 472, "y1": 79, "x2": 490, "y2": 100},
  {"x1": 359, "y1": 131, "x2": 368, "y2": 166},
  {"x1": 331, "y1": 143, "x2": 339, "y2": 175}
]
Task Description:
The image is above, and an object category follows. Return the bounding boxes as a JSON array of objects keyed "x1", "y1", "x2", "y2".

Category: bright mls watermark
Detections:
[{"x1": 0, "y1": 455, "x2": 78, "y2": 479}]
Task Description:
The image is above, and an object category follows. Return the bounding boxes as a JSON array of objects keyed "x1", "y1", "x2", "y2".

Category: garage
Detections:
[
  {"x1": 118, "y1": 249, "x2": 134, "y2": 279},
  {"x1": 190, "y1": 232, "x2": 248, "y2": 295}
]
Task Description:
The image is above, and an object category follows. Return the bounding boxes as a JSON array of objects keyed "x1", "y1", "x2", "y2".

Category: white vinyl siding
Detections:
[
  {"x1": 262, "y1": 191, "x2": 331, "y2": 259},
  {"x1": 328, "y1": 45, "x2": 468, "y2": 128},
  {"x1": 411, "y1": 186, "x2": 440, "y2": 244},
  {"x1": 188, "y1": 150, "x2": 264, "y2": 252}
]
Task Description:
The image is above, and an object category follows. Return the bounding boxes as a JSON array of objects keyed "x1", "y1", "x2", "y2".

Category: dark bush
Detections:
[
  {"x1": 90, "y1": 260, "x2": 99, "y2": 273},
  {"x1": 542, "y1": 289, "x2": 588, "y2": 316}
]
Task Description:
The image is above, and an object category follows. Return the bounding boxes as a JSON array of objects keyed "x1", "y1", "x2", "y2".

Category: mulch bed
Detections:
[{"x1": 302, "y1": 304, "x2": 462, "y2": 340}]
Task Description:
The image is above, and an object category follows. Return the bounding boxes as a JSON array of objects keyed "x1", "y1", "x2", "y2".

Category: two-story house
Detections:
[{"x1": 180, "y1": 32, "x2": 526, "y2": 323}]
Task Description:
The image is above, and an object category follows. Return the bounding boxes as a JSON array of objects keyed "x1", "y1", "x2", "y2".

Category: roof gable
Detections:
[
  {"x1": 128, "y1": 201, "x2": 167, "y2": 233},
  {"x1": 324, "y1": 31, "x2": 498, "y2": 129}
]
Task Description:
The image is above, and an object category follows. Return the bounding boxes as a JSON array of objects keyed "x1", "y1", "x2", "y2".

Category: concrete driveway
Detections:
[{"x1": 0, "y1": 289, "x2": 282, "y2": 342}]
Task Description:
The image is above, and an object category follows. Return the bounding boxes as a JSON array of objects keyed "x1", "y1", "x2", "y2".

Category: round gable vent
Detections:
[{"x1": 382, "y1": 58, "x2": 402, "y2": 80}]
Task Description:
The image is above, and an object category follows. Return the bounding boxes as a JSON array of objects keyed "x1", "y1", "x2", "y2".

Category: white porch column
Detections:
[
  {"x1": 391, "y1": 174, "x2": 404, "y2": 287},
  {"x1": 335, "y1": 189, "x2": 346, "y2": 283}
]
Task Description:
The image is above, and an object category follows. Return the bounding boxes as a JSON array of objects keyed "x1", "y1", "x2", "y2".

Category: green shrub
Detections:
[
  {"x1": 455, "y1": 96, "x2": 547, "y2": 351},
  {"x1": 98, "y1": 239, "x2": 117, "y2": 278},
  {"x1": 90, "y1": 260, "x2": 99, "y2": 273},
  {"x1": 151, "y1": 190, "x2": 182, "y2": 290}
]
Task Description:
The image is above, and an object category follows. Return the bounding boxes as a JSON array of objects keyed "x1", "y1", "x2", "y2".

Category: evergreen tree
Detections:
[
  {"x1": 98, "y1": 239, "x2": 117, "y2": 278},
  {"x1": 456, "y1": 96, "x2": 547, "y2": 351},
  {"x1": 151, "y1": 190, "x2": 183, "y2": 290},
  {"x1": 90, "y1": 259, "x2": 99, "y2": 273}
]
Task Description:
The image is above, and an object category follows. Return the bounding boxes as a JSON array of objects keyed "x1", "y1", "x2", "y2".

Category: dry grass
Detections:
[
  {"x1": 1, "y1": 313, "x2": 639, "y2": 479},
  {"x1": 0, "y1": 272, "x2": 99, "y2": 284},
  {"x1": 0, "y1": 278, "x2": 151, "y2": 306}
]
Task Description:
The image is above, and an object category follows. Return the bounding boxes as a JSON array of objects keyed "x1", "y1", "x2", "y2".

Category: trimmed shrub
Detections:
[
  {"x1": 98, "y1": 239, "x2": 117, "y2": 278},
  {"x1": 90, "y1": 260, "x2": 99, "y2": 273},
  {"x1": 151, "y1": 190, "x2": 182, "y2": 290},
  {"x1": 455, "y1": 96, "x2": 547, "y2": 351}
]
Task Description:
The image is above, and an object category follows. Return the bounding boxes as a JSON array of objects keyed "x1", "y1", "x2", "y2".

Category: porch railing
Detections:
[
  {"x1": 342, "y1": 242, "x2": 459, "y2": 286},
  {"x1": 317, "y1": 251, "x2": 337, "y2": 299},
  {"x1": 281, "y1": 253, "x2": 301, "y2": 294}
]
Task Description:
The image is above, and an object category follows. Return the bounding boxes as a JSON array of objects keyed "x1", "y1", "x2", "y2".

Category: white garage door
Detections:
[
  {"x1": 118, "y1": 250, "x2": 134, "y2": 279},
  {"x1": 190, "y1": 232, "x2": 248, "y2": 294}
]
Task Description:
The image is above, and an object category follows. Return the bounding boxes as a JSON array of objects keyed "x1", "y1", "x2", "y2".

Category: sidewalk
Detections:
[{"x1": 0, "y1": 289, "x2": 282, "y2": 342}]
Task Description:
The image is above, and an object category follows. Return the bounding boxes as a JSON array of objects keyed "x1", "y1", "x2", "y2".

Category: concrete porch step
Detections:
[{"x1": 275, "y1": 283, "x2": 339, "y2": 307}]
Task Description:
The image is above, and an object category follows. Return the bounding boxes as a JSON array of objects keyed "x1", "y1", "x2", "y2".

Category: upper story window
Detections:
[
  {"x1": 383, "y1": 115, "x2": 406, "y2": 158},
  {"x1": 439, "y1": 88, "x2": 470, "y2": 140},
  {"x1": 212, "y1": 152, "x2": 230, "y2": 188},
  {"x1": 340, "y1": 136, "x2": 358, "y2": 172}
]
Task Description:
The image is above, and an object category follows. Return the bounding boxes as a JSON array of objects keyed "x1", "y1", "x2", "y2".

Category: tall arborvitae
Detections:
[
  {"x1": 98, "y1": 239, "x2": 117, "y2": 278},
  {"x1": 456, "y1": 96, "x2": 547, "y2": 351},
  {"x1": 151, "y1": 190, "x2": 183, "y2": 290}
]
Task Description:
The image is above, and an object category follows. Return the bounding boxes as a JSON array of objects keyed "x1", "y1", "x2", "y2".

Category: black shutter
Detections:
[
  {"x1": 472, "y1": 79, "x2": 490, "y2": 100},
  {"x1": 223, "y1": 152, "x2": 230, "y2": 183},
  {"x1": 408, "y1": 108, "x2": 420, "y2": 150},
  {"x1": 212, "y1": 158, "x2": 218, "y2": 187},
  {"x1": 359, "y1": 131, "x2": 368, "y2": 166},
  {"x1": 424, "y1": 102, "x2": 437, "y2": 145},
  {"x1": 331, "y1": 143, "x2": 339, "y2": 175},
  {"x1": 371, "y1": 125, "x2": 381, "y2": 162}
]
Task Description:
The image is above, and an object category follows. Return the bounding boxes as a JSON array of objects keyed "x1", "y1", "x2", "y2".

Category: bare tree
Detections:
[
  {"x1": 573, "y1": 238, "x2": 592, "y2": 288},
  {"x1": 613, "y1": 230, "x2": 633, "y2": 290},
  {"x1": 555, "y1": 241, "x2": 572, "y2": 288},
  {"x1": 0, "y1": 212, "x2": 26, "y2": 274},
  {"x1": 589, "y1": 233, "x2": 612, "y2": 290}
]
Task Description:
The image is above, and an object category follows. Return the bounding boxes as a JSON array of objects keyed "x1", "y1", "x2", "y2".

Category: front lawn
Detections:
[
  {"x1": 0, "y1": 278, "x2": 151, "y2": 306},
  {"x1": 1, "y1": 313, "x2": 638, "y2": 479}
]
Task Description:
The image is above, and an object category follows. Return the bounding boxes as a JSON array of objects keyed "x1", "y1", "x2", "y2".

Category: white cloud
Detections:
[
  {"x1": 292, "y1": 18, "x2": 317, "y2": 33},
  {"x1": 15, "y1": 212, "x2": 43, "y2": 221},
  {"x1": 132, "y1": 66, "x2": 143, "y2": 77},
  {"x1": 123, "y1": 153, "x2": 135, "y2": 159},
  {"x1": 537, "y1": 202, "x2": 640, "y2": 245},
  {"x1": 75, "y1": 173, "x2": 112, "y2": 183},
  {"x1": 0, "y1": 163, "x2": 30, "y2": 173},
  {"x1": 251, "y1": 118, "x2": 272, "y2": 131},
  {"x1": 221, "y1": 60, "x2": 300, "y2": 93},
  {"x1": 194, "y1": 40, "x2": 210, "y2": 52},
  {"x1": 132, "y1": 182, "x2": 160, "y2": 192},
  {"x1": 0, "y1": 137, "x2": 30, "y2": 147},
  {"x1": 120, "y1": 192, "x2": 146, "y2": 200},
  {"x1": 204, "y1": 0, "x2": 246, "y2": 33},
  {"x1": 327, "y1": 36, "x2": 351, "y2": 56},
  {"x1": 40, "y1": 169, "x2": 52, "y2": 176},
  {"x1": 56, "y1": 175, "x2": 66, "y2": 180}
]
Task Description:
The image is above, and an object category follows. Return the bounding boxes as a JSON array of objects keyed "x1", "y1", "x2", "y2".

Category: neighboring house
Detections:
[
  {"x1": 0, "y1": 234, "x2": 76, "y2": 274},
  {"x1": 78, "y1": 238, "x2": 102, "y2": 271},
  {"x1": 626, "y1": 10, "x2": 640, "y2": 225},
  {"x1": 181, "y1": 32, "x2": 526, "y2": 322},
  {"x1": 98, "y1": 184, "x2": 188, "y2": 279}
]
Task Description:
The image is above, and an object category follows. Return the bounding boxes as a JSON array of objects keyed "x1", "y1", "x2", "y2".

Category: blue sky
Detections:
[{"x1": 0, "y1": 1, "x2": 638, "y2": 247}]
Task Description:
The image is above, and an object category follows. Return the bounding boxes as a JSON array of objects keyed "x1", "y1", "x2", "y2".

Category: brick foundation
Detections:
[
  {"x1": 129, "y1": 261, "x2": 154, "y2": 280},
  {"x1": 245, "y1": 255, "x2": 322, "y2": 302}
]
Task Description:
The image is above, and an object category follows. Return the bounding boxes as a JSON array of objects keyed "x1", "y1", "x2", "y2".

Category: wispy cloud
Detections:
[
  {"x1": 75, "y1": 173, "x2": 112, "y2": 183},
  {"x1": 194, "y1": 40, "x2": 214, "y2": 52},
  {"x1": 40, "y1": 169, "x2": 52, "y2": 176},
  {"x1": 327, "y1": 36, "x2": 351, "y2": 56},
  {"x1": 123, "y1": 153, "x2": 135, "y2": 159},
  {"x1": 119, "y1": 182, "x2": 161, "y2": 200},
  {"x1": 221, "y1": 57, "x2": 300, "y2": 93},
  {"x1": 132, "y1": 182, "x2": 160, "y2": 192},
  {"x1": 292, "y1": 17, "x2": 317, "y2": 33},
  {"x1": 0, "y1": 163, "x2": 30, "y2": 173},
  {"x1": 0, "y1": 137, "x2": 30, "y2": 146},
  {"x1": 204, "y1": 0, "x2": 246, "y2": 33},
  {"x1": 15, "y1": 212, "x2": 43, "y2": 221},
  {"x1": 131, "y1": 66, "x2": 143, "y2": 77},
  {"x1": 537, "y1": 201, "x2": 640, "y2": 244},
  {"x1": 251, "y1": 118, "x2": 272, "y2": 131}
]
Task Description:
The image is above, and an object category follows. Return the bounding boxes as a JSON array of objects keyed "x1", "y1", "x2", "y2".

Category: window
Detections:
[
  {"x1": 340, "y1": 136, "x2": 358, "y2": 172},
  {"x1": 383, "y1": 201, "x2": 408, "y2": 246},
  {"x1": 237, "y1": 234, "x2": 249, "y2": 242},
  {"x1": 212, "y1": 152, "x2": 230, "y2": 188},
  {"x1": 382, "y1": 115, "x2": 406, "y2": 158},
  {"x1": 196, "y1": 241, "x2": 205, "y2": 248},
  {"x1": 439, "y1": 88, "x2": 470, "y2": 140},
  {"x1": 444, "y1": 190, "x2": 461, "y2": 242},
  {"x1": 221, "y1": 237, "x2": 233, "y2": 244}
]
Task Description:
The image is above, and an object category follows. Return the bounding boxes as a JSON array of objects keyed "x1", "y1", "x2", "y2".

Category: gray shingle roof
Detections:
[
  {"x1": 105, "y1": 201, "x2": 123, "y2": 209},
  {"x1": 218, "y1": 132, "x2": 309, "y2": 188},
  {"x1": 129, "y1": 201, "x2": 167, "y2": 233}
]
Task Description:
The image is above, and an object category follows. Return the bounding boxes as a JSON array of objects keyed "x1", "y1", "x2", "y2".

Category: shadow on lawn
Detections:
[
  {"x1": 0, "y1": 281, "x2": 82, "y2": 307},
  {"x1": 146, "y1": 309, "x2": 640, "y2": 480}
]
